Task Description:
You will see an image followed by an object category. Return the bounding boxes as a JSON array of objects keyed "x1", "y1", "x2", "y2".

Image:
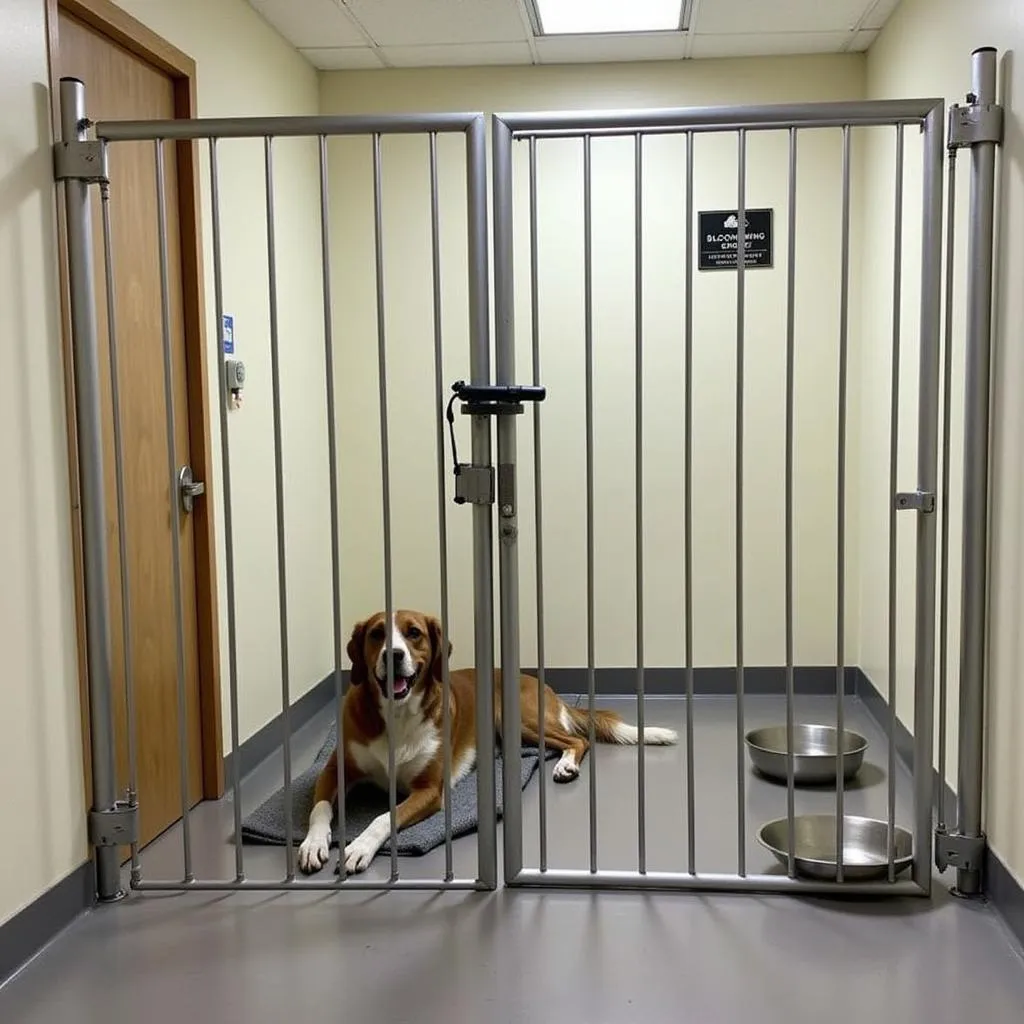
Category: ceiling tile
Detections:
[
  {"x1": 689, "y1": 31, "x2": 851, "y2": 59},
  {"x1": 299, "y1": 46, "x2": 384, "y2": 69},
  {"x1": 535, "y1": 31, "x2": 687, "y2": 64},
  {"x1": 342, "y1": 0, "x2": 527, "y2": 46},
  {"x1": 694, "y1": 0, "x2": 869, "y2": 35},
  {"x1": 859, "y1": 0, "x2": 902, "y2": 31},
  {"x1": 251, "y1": 0, "x2": 366, "y2": 48},
  {"x1": 381, "y1": 41, "x2": 533, "y2": 66}
]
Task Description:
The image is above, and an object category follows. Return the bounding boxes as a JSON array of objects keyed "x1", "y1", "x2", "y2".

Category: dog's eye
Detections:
[
  {"x1": 369, "y1": 625, "x2": 386, "y2": 641},
  {"x1": 406, "y1": 626, "x2": 422, "y2": 640}
]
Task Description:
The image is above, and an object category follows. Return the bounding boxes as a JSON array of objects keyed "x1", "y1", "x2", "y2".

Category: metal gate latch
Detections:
[
  {"x1": 178, "y1": 465, "x2": 206, "y2": 514},
  {"x1": 88, "y1": 801, "x2": 139, "y2": 848},
  {"x1": 894, "y1": 490, "x2": 935, "y2": 513},
  {"x1": 445, "y1": 380, "x2": 546, "y2": 506}
]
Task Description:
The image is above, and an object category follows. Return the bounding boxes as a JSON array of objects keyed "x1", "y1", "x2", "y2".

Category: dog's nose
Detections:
[{"x1": 388, "y1": 650, "x2": 405, "y2": 676}]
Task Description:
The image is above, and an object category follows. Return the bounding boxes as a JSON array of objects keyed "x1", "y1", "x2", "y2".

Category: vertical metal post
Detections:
[
  {"x1": 492, "y1": 116, "x2": 523, "y2": 883},
  {"x1": 937, "y1": 145, "x2": 957, "y2": 835},
  {"x1": 634, "y1": 133, "x2": 647, "y2": 874},
  {"x1": 370, "y1": 133, "x2": 399, "y2": 883},
  {"x1": 317, "y1": 135, "x2": 346, "y2": 877},
  {"x1": 264, "y1": 137, "x2": 295, "y2": 882},
  {"x1": 784, "y1": 127, "x2": 798, "y2": 879},
  {"x1": 467, "y1": 116, "x2": 497, "y2": 889},
  {"x1": 956, "y1": 48, "x2": 998, "y2": 896},
  {"x1": 583, "y1": 133, "x2": 598, "y2": 875},
  {"x1": 61, "y1": 75, "x2": 122, "y2": 902},
  {"x1": 427, "y1": 132, "x2": 455, "y2": 880},
  {"x1": 912, "y1": 100, "x2": 944, "y2": 894},
  {"x1": 98, "y1": 163, "x2": 140, "y2": 887},
  {"x1": 735, "y1": 129, "x2": 747, "y2": 877},
  {"x1": 887, "y1": 126, "x2": 905, "y2": 882},
  {"x1": 528, "y1": 136, "x2": 549, "y2": 873},
  {"x1": 834, "y1": 125, "x2": 852, "y2": 883},
  {"x1": 154, "y1": 137, "x2": 194, "y2": 884},
  {"x1": 209, "y1": 138, "x2": 245, "y2": 882},
  {"x1": 683, "y1": 133, "x2": 696, "y2": 876}
]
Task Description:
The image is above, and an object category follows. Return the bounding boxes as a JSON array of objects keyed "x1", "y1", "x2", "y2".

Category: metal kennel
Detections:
[{"x1": 55, "y1": 45, "x2": 1001, "y2": 902}]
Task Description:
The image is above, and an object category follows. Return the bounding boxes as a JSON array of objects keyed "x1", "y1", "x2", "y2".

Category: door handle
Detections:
[{"x1": 178, "y1": 465, "x2": 205, "y2": 514}]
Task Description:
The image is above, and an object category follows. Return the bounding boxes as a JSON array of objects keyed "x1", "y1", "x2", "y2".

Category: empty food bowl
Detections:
[
  {"x1": 757, "y1": 813, "x2": 914, "y2": 881},
  {"x1": 744, "y1": 723, "x2": 868, "y2": 784}
]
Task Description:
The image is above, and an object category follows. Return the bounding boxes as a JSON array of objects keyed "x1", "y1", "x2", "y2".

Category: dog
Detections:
[{"x1": 297, "y1": 609, "x2": 679, "y2": 875}]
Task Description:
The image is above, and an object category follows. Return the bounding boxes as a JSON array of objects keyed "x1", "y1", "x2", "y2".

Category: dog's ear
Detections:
[
  {"x1": 346, "y1": 620, "x2": 368, "y2": 686},
  {"x1": 427, "y1": 616, "x2": 453, "y2": 681}
]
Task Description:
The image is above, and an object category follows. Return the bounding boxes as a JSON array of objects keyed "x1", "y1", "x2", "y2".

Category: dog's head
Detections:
[{"x1": 346, "y1": 610, "x2": 452, "y2": 705}]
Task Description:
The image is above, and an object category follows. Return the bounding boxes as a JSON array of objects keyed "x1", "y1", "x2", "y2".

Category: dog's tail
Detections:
[{"x1": 565, "y1": 705, "x2": 677, "y2": 746}]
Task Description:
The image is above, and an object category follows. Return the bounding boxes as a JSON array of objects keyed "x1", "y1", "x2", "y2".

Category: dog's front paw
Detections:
[
  {"x1": 342, "y1": 833, "x2": 380, "y2": 874},
  {"x1": 298, "y1": 827, "x2": 331, "y2": 874}
]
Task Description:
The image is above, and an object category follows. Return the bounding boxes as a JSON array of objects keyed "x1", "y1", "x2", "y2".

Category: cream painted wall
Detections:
[
  {"x1": 0, "y1": 0, "x2": 322, "y2": 928},
  {"x1": 862, "y1": 0, "x2": 1024, "y2": 883},
  {"x1": 0, "y1": 0, "x2": 85, "y2": 932},
  {"x1": 319, "y1": 56, "x2": 869, "y2": 673},
  {"x1": 113, "y1": 1, "x2": 328, "y2": 745}
]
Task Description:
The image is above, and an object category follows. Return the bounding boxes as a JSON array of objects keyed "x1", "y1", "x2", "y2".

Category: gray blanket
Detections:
[{"x1": 239, "y1": 720, "x2": 556, "y2": 856}]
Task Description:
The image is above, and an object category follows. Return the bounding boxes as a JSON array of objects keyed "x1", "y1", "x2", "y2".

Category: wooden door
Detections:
[{"x1": 55, "y1": 10, "x2": 206, "y2": 848}]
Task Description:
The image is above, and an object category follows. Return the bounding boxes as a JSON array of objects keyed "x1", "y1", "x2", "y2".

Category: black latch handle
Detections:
[{"x1": 450, "y1": 381, "x2": 546, "y2": 405}]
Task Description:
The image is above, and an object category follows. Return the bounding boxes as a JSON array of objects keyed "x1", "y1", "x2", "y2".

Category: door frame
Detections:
[{"x1": 45, "y1": 0, "x2": 225, "y2": 806}]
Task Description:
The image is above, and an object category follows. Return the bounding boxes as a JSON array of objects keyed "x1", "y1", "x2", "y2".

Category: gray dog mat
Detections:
[{"x1": 239, "y1": 719, "x2": 558, "y2": 856}]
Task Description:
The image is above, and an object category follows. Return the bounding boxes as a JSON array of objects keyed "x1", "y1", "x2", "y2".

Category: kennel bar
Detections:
[
  {"x1": 834, "y1": 124, "x2": 852, "y2": 883},
  {"x1": 634, "y1": 133, "x2": 647, "y2": 873},
  {"x1": 527, "y1": 136, "x2": 549, "y2": 872},
  {"x1": 62, "y1": 78, "x2": 496, "y2": 896},
  {"x1": 209, "y1": 138, "x2": 245, "y2": 882},
  {"x1": 492, "y1": 96, "x2": 944, "y2": 896},
  {"x1": 428, "y1": 132, "x2": 456, "y2": 881},
  {"x1": 887, "y1": 125, "x2": 906, "y2": 882},
  {"x1": 317, "y1": 134, "x2": 347, "y2": 877},
  {"x1": 98, "y1": 154, "x2": 141, "y2": 886},
  {"x1": 263, "y1": 136, "x2": 296, "y2": 882},
  {"x1": 153, "y1": 137, "x2": 196, "y2": 884},
  {"x1": 683, "y1": 131, "x2": 696, "y2": 877},
  {"x1": 370, "y1": 131, "x2": 401, "y2": 883},
  {"x1": 735, "y1": 128, "x2": 747, "y2": 878}
]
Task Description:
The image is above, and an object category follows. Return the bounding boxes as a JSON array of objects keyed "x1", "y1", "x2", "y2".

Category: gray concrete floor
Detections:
[{"x1": 2, "y1": 695, "x2": 1023, "y2": 1023}]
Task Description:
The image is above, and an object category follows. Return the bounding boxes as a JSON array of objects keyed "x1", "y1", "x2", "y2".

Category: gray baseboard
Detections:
[
  {"x1": 534, "y1": 665, "x2": 859, "y2": 696},
  {"x1": 985, "y1": 848, "x2": 1024, "y2": 951},
  {"x1": 223, "y1": 672, "x2": 340, "y2": 782},
  {"x1": 853, "y1": 669, "x2": 958, "y2": 815},
  {"x1": 0, "y1": 861, "x2": 93, "y2": 987},
  {"x1": 855, "y1": 670, "x2": 1024, "y2": 949}
]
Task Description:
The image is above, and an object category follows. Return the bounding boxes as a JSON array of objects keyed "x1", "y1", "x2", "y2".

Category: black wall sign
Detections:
[{"x1": 698, "y1": 208, "x2": 773, "y2": 270}]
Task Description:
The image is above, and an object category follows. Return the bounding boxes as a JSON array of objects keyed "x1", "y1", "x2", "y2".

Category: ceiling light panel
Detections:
[{"x1": 535, "y1": 0, "x2": 684, "y2": 35}]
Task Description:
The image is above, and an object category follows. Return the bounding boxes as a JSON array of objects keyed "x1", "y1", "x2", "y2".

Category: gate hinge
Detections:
[
  {"x1": 88, "y1": 801, "x2": 139, "y2": 847},
  {"x1": 53, "y1": 139, "x2": 109, "y2": 184},
  {"x1": 451, "y1": 380, "x2": 547, "y2": 417},
  {"x1": 895, "y1": 490, "x2": 935, "y2": 513},
  {"x1": 947, "y1": 98, "x2": 1004, "y2": 149},
  {"x1": 934, "y1": 827, "x2": 986, "y2": 873},
  {"x1": 454, "y1": 465, "x2": 494, "y2": 505}
]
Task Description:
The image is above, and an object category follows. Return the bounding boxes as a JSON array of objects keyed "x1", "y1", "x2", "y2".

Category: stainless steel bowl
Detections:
[
  {"x1": 745, "y1": 723, "x2": 868, "y2": 784},
  {"x1": 757, "y1": 813, "x2": 914, "y2": 880}
]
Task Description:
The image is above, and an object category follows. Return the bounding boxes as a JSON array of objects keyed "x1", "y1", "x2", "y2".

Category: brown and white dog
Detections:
[{"x1": 297, "y1": 609, "x2": 678, "y2": 875}]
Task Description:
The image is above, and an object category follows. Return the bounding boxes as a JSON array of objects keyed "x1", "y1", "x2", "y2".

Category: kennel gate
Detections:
[
  {"x1": 58, "y1": 49, "x2": 1000, "y2": 902},
  {"x1": 487, "y1": 94, "x2": 958, "y2": 897},
  {"x1": 56, "y1": 77, "x2": 500, "y2": 896}
]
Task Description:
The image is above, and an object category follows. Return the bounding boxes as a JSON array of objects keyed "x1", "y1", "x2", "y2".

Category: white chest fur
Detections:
[{"x1": 350, "y1": 703, "x2": 441, "y2": 794}]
